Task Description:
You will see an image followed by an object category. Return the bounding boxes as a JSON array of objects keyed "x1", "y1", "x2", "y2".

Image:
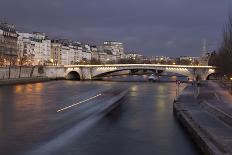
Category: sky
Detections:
[{"x1": 0, "y1": 0, "x2": 231, "y2": 57}]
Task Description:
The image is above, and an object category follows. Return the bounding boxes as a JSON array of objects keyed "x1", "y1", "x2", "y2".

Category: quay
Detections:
[
  {"x1": 174, "y1": 81, "x2": 232, "y2": 155},
  {"x1": 0, "y1": 77, "x2": 54, "y2": 86}
]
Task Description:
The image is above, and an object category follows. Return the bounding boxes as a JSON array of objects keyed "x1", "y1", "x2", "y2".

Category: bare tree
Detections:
[{"x1": 210, "y1": 14, "x2": 232, "y2": 76}]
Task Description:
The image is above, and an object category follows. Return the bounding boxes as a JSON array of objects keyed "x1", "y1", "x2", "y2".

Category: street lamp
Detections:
[
  {"x1": 230, "y1": 77, "x2": 232, "y2": 94},
  {"x1": 50, "y1": 58, "x2": 54, "y2": 65}
]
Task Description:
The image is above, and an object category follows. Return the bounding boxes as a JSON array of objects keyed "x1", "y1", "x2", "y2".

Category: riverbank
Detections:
[
  {"x1": 0, "y1": 77, "x2": 63, "y2": 86},
  {"x1": 217, "y1": 80, "x2": 232, "y2": 93},
  {"x1": 174, "y1": 81, "x2": 232, "y2": 155}
]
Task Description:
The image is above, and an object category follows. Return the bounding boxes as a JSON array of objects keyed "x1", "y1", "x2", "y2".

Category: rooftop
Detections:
[{"x1": 0, "y1": 22, "x2": 16, "y2": 33}]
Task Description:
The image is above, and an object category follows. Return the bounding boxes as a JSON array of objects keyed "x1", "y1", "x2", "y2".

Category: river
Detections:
[{"x1": 0, "y1": 77, "x2": 201, "y2": 155}]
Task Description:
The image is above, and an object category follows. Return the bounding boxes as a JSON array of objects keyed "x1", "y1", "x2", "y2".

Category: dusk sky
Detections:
[{"x1": 0, "y1": 0, "x2": 231, "y2": 57}]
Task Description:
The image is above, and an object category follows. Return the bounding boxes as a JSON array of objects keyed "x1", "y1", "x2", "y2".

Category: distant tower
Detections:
[
  {"x1": 199, "y1": 39, "x2": 209, "y2": 65},
  {"x1": 202, "y1": 39, "x2": 208, "y2": 57}
]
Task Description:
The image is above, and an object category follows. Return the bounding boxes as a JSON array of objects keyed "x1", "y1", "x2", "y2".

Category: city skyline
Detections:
[{"x1": 0, "y1": 0, "x2": 231, "y2": 57}]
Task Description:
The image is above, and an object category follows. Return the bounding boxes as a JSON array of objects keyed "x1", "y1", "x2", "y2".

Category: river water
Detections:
[{"x1": 0, "y1": 76, "x2": 201, "y2": 155}]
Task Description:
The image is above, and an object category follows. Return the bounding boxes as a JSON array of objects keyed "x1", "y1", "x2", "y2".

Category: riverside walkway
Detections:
[
  {"x1": 199, "y1": 81, "x2": 232, "y2": 124},
  {"x1": 174, "y1": 81, "x2": 232, "y2": 155}
]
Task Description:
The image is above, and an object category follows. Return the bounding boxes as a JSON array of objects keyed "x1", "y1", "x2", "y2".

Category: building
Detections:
[
  {"x1": 76, "y1": 45, "x2": 83, "y2": 63},
  {"x1": 179, "y1": 56, "x2": 199, "y2": 65},
  {"x1": 98, "y1": 52, "x2": 108, "y2": 63},
  {"x1": 51, "y1": 40, "x2": 62, "y2": 65},
  {"x1": 55, "y1": 41, "x2": 91, "y2": 65},
  {"x1": 72, "y1": 45, "x2": 81, "y2": 64},
  {"x1": 18, "y1": 32, "x2": 51, "y2": 65},
  {"x1": 81, "y1": 44, "x2": 91, "y2": 62},
  {"x1": 150, "y1": 56, "x2": 171, "y2": 63},
  {"x1": 0, "y1": 22, "x2": 19, "y2": 66},
  {"x1": 68, "y1": 45, "x2": 75, "y2": 64},
  {"x1": 0, "y1": 22, "x2": 148, "y2": 66},
  {"x1": 17, "y1": 33, "x2": 35, "y2": 65},
  {"x1": 31, "y1": 32, "x2": 51, "y2": 65},
  {"x1": 90, "y1": 45, "x2": 99, "y2": 62},
  {"x1": 103, "y1": 41, "x2": 124, "y2": 61},
  {"x1": 90, "y1": 45, "x2": 98, "y2": 53},
  {"x1": 126, "y1": 53, "x2": 144, "y2": 60},
  {"x1": 61, "y1": 45, "x2": 69, "y2": 65},
  {"x1": 179, "y1": 56, "x2": 199, "y2": 61},
  {"x1": 17, "y1": 34, "x2": 24, "y2": 64}
]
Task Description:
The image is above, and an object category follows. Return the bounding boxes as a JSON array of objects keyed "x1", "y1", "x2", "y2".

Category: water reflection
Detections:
[
  {"x1": 14, "y1": 83, "x2": 45, "y2": 94},
  {"x1": 15, "y1": 85, "x2": 23, "y2": 93},
  {"x1": 170, "y1": 75, "x2": 177, "y2": 81},
  {"x1": 130, "y1": 85, "x2": 138, "y2": 92},
  {"x1": 26, "y1": 84, "x2": 33, "y2": 93},
  {"x1": 157, "y1": 84, "x2": 166, "y2": 93},
  {"x1": 35, "y1": 83, "x2": 43, "y2": 92},
  {"x1": 0, "y1": 81, "x2": 200, "y2": 155},
  {"x1": 101, "y1": 74, "x2": 188, "y2": 82},
  {"x1": 130, "y1": 85, "x2": 138, "y2": 96},
  {"x1": 156, "y1": 97, "x2": 166, "y2": 112}
]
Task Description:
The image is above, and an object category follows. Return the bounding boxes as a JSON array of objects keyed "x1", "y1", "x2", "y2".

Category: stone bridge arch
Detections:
[
  {"x1": 91, "y1": 66, "x2": 194, "y2": 79},
  {"x1": 65, "y1": 68, "x2": 82, "y2": 80},
  {"x1": 91, "y1": 66, "x2": 165, "y2": 78},
  {"x1": 66, "y1": 71, "x2": 81, "y2": 80}
]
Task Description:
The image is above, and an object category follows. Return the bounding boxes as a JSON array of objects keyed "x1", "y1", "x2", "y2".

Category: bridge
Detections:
[{"x1": 44, "y1": 64, "x2": 216, "y2": 81}]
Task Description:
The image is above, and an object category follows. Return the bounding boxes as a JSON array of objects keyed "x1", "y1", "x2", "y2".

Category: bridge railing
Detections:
[{"x1": 63, "y1": 64, "x2": 216, "y2": 69}]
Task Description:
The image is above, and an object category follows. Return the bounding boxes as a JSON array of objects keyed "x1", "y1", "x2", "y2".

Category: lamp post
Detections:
[
  {"x1": 18, "y1": 58, "x2": 21, "y2": 78},
  {"x1": 230, "y1": 77, "x2": 232, "y2": 94},
  {"x1": 50, "y1": 58, "x2": 54, "y2": 66}
]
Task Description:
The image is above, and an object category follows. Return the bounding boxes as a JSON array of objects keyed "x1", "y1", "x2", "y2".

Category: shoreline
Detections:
[
  {"x1": 0, "y1": 77, "x2": 64, "y2": 86},
  {"x1": 0, "y1": 77, "x2": 191, "y2": 86},
  {"x1": 173, "y1": 83, "x2": 232, "y2": 155}
]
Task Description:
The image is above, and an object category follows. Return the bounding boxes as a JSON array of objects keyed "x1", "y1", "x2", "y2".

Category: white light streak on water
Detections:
[{"x1": 57, "y1": 94, "x2": 102, "y2": 113}]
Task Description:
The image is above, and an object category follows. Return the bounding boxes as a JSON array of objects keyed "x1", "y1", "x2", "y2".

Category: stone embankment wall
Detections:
[
  {"x1": 0, "y1": 66, "x2": 66, "y2": 80},
  {"x1": 0, "y1": 66, "x2": 67, "y2": 85},
  {"x1": 0, "y1": 66, "x2": 43, "y2": 79}
]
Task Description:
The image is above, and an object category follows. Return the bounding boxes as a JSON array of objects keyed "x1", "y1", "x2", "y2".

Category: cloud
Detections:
[{"x1": 0, "y1": 0, "x2": 230, "y2": 56}]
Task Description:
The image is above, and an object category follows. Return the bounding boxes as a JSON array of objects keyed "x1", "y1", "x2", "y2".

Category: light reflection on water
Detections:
[
  {"x1": 35, "y1": 83, "x2": 43, "y2": 92},
  {"x1": 156, "y1": 97, "x2": 166, "y2": 112},
  {"x1": 0, "y1": 80, "x2": 200, "y2": 155},
  {"x1": 13, "y1": 83, "x2": 45, "y2": 111},
  {"x1": 130, "y1": 85, "x2": 138, "y2": 96},
  {"x1": 15, "y1": 85, "x2": 23, "y2": 93},
  {"x1": 14, "y1": 83, "x2": 44, "y2": 94},
  {"x1": 101, "y1": 74, "x2": 188, "y2": 82}
]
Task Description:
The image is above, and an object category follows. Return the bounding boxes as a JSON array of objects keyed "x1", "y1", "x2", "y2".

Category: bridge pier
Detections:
[{"x1": 80, "y1": 67, "x2": 92, "y2": 80}]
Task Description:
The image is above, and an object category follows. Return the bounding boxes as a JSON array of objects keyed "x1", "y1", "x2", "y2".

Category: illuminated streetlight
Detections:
[
  {"x1": 50, "y1": 58, "x2": 54, "y2": 65},
  {"x1": 230, "y1": 77, "x2": 232, "y2": 94}
]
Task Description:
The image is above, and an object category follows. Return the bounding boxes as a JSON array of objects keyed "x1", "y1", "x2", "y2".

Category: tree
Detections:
[
  {"x1": 0, "y1": 55, "x2": 4, "y2": 67},
  {"x1": 90, "y1": 58, "x2": 101, "y2": 65},
  {"x1": 118, "y1": 58, "x2": 138, "y2": 64},
  {"x1": 211, "y1": 14, "x2": 232, "y2": 76}
]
